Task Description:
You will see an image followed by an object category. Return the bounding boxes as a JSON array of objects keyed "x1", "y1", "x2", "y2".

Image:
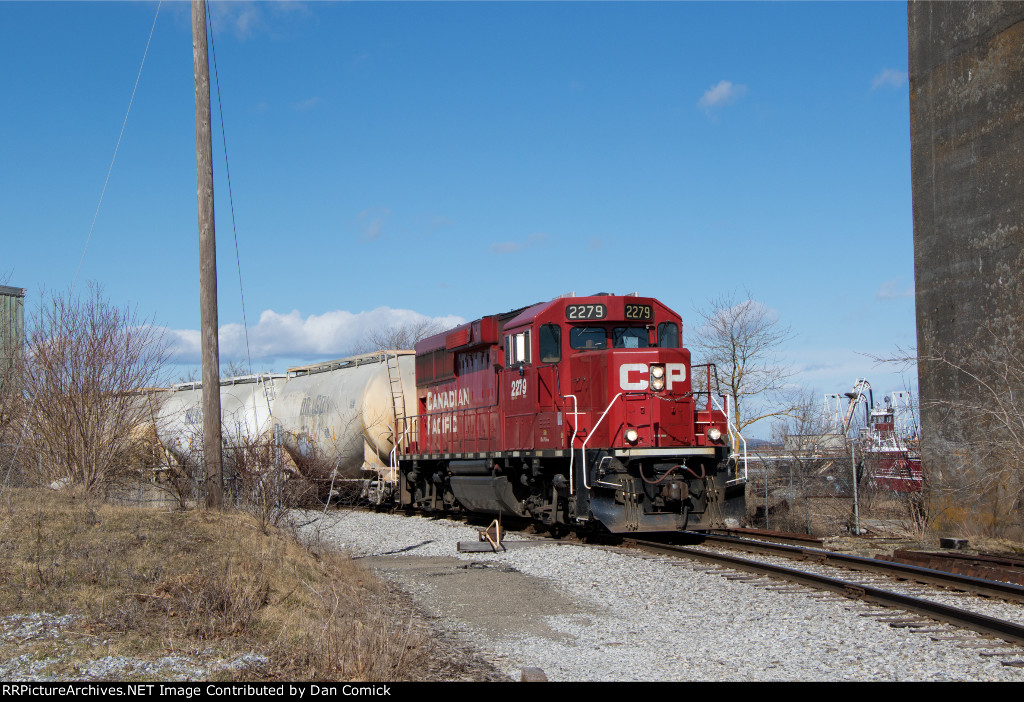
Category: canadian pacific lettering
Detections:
[{"x1": 425, "y1": 387, "x2": 470, "y2": 436}]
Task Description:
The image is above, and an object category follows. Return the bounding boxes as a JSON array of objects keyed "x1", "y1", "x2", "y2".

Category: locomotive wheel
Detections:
[{"x1": 547, "y1": 523, "x2": 571, "y2": 539}]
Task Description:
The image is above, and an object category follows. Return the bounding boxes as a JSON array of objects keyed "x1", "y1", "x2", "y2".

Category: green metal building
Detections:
[{"x1": 1, "y1": 285, "x2": 25, "y2": 388}]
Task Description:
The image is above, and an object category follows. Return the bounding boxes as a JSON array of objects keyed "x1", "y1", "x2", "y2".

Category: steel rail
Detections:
[
  {"x1": 630, "y1": 539, "x2": 1024, "y2": 646},
  {"x1": 685, "y1": 532, "x2": 1024, "y2": 605},
  {"x1": 708, "y1": 528, "x2": 823, "y2": 548}
]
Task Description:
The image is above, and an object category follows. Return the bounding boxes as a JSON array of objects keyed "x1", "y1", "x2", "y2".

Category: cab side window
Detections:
[
  {"x1": 657, "y1": 322, "x2": 680, "y2": 348},
  {"x1": 505, "y1": 330, "x2": 531, "y2": 366},
  {"x1": 539, "y1": 324, "x2": 561, "y2": 363}
]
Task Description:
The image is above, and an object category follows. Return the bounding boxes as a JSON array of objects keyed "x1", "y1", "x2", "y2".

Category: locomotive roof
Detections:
[
  {"x1": 503, "y1": 300, "x2": 555, "y2": 329},
  {"x1": 416, "y1": 294, "x2": 670, "y2": 356},
  {"x1": 415, "y1": 301, "x2": 542, "y2": 355}
]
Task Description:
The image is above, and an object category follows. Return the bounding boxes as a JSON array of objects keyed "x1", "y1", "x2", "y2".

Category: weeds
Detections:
[{"x1": 0, "y1": 488, "x2": 482, "y2": 681}]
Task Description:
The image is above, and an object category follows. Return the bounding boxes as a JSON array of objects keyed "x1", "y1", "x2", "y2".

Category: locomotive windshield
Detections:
[
  {"x1": 569, "y1": 327, "x2": 608, "y2": 349},
  {"x1": 569, "y1": 322, "x2": 680, "y2": 350},
  {"x1": 612, "y1": 327, "x2": 650, "y2": 348}
]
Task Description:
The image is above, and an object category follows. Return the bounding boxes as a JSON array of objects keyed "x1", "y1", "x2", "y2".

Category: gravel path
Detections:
[{"x1": 298, "y1": 509, "x2": 1024, "y2": 682}]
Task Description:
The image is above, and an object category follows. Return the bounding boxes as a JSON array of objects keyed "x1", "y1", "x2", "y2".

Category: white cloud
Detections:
[
  {"x1": 424, "y1": 215, "x2": 455, "y2": 234},
  {"x1": 358, "y1": 207, "x2": 391, "y2": 240},
  {"x1": 872, "y1": 68, "x2": 908, "y2": 90},
  {"x1": 163, "y1": 307, "x2": 465, "y2": 363},
  {"x1": 293, "y1": 96, "x2": 322, "y2": 111},
  {"x1": 491, "y1": 241, "x2": 522, "y2": 254},
  {"x1": 698, "y1": 80, "x2": 747, "y2": 111},
  {"x1": 491, "y1": 232, "x2": 549, "y2": 255},
  {"x1": 876, "y1": 278, "x2": 914, "y2": 300},
  {"x1": 207, "y1": 1, "x2": 312, "y2": 41}
]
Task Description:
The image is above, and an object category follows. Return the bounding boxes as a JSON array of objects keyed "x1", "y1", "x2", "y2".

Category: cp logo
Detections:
[{"x1": 619, "y1": 363, "x2": 686, "y2": 391}]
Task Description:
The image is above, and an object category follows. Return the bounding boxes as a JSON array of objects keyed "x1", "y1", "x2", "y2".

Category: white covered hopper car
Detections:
[{"x1": 155, "y1": 351, "x2": 415, "y2": 497}]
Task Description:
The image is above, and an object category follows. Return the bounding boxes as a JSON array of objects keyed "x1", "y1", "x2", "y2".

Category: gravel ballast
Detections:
[{"x1": 298, "y1": 509, "x2": 1024, "y2": 682}]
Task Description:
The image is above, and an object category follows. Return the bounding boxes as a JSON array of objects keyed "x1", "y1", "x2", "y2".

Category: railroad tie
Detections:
[
  {"x1": 978, "y1": 649, "x2": 1022, "y2": 656},
  {"x1": 876, "y1": 617, "x2": 930, "y2": 628},
  {"x1": 929, "y1": 635, "x2": 1012, "y2": 647},
  {"x1": 723, "y1": 574, "x2": 762, "y2": 582}
]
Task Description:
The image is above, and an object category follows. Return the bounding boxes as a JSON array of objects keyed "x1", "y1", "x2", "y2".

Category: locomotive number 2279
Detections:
[
  {"x1": 566, "y1": 304, "x2": 607, "y2": 320},
  {"x1": 510, "y1": 378, "x2": 528, "y2": 398},
  {"x1": 624, "y1": 304, "x2": 653, "y2": 320}
]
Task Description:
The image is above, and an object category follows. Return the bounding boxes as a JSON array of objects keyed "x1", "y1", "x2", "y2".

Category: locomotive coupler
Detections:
[{"x1": 661, "y1": 480, "x2": 689, "y2": 504}]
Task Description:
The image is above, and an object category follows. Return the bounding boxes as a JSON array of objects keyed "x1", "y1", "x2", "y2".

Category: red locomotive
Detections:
[{"x1": 395, "y1": 294, "x2": 746, "y2": 533}]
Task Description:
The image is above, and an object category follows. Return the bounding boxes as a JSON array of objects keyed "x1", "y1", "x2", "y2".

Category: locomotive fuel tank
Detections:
[{"x1": 271, "y1": 351, "x2": 415, "y2": 482}]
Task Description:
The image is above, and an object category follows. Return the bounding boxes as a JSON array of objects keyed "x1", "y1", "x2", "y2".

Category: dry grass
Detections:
[
  {"x1": 0, "y1": 487, "x2": 494, "y2": 681},
  {"x1": 747, "y1": 480, "x2": 929, "y2": 540}
]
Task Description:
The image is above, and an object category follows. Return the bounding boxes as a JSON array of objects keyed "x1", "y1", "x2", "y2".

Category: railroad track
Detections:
[
  {"x1": 621, "y1": 534, "x2": 1024, "y2": 666},
  {"x1": 677, "y1": 532, "x2": 1024, "y2": 603},
  {"x1": 329, "y1": 508, "x2": 1024, "y2": 675}
]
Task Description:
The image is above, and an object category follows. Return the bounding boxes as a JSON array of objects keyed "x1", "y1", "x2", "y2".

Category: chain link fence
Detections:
[{"x1": 745, "y1": 448, "x2": 925, "y2": 537}]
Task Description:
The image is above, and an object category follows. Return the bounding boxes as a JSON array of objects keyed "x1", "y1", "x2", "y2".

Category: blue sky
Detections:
[{"x1": 0, "y1": 1, "x2": 916, "y2": 436}]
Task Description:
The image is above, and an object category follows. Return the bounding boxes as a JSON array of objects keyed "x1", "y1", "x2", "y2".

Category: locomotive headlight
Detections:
[
  {"x1": 650, "y1": 364, "x2": 666, "y2": 391},
  {"x1": 707, "y1": 427, "x2": 723, "y2": 443},
  {"x1": 625, "y1": 428, "x2": 639, "y2": 444}
]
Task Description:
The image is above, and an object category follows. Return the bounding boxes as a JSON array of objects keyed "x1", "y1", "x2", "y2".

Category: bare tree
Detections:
[
  {"x1": 761, "y1": 388, "x2": 856, "y2": 534},
  {"x1": 691, "y1": 291, "x2": 797, "y2": 440},
  {"x1": 21, "y1": 285, "x2": 170, "y2": 495},
  {"x1": 220, "y1": 359, "x2": 254, "y2": 378},
  {"x1": 877, "y1": 329, "x2": 1024, "y2": 537},
  {"x1": 350, "y1": 319, "x2": 447, "y2": 354}
]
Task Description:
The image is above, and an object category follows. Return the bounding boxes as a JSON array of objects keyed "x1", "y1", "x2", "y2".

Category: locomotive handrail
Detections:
[
  {"x1": 388, "y1": 421, "x2": 406, "y2": 494},
  {"x1": 566, "y1": 393, "x2": 579, "y2": 493},
  {"x1": 538, "y1": 361, "x2": 589, "y2": 490},
  {"x1": 538, "y1": 362, "x2": 580, "y2": 488},
  {"x1": 707, "y1": 392, "x2": 747, "y2": 482},
  {"x1": 580, "y1": 393, "x2": 623, "y2": 491},
  {"x1": 688, "y1": 362, "x2": 746, "y2": 483},
  {"x1": 383, "y1": 417, "x2": 414, "y2": 494}
]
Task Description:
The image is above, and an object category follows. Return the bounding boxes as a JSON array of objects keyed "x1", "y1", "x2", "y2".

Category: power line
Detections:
[
  {"x1": 72, "y1": 1, "x2": 163, "y2": 296},
  {"x1": 207, "y1": 3, "x2": 254, "y2": 376},
  {"x1": 3, "y1": 2, "x2": 164, "y2": 501}
]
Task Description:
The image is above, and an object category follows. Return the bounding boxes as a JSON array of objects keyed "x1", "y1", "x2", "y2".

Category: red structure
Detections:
[
  {"x1": 396, "y1": 294, "x2": 746, "y2": 533},
  {"x1": 863, "y1": 399, "x2": 923, "y2": 493}
]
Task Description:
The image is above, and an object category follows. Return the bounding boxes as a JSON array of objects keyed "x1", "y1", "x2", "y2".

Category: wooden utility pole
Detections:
[{"x1": 192, "y1": 0, "x2": 223, "y2": 508}]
